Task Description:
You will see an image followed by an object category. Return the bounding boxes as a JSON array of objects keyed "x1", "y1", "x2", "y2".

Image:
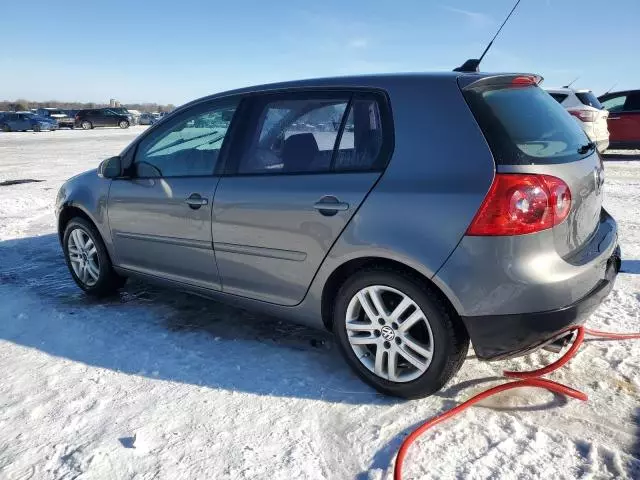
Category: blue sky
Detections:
[{"x1": 1, "y1": 0, "x2": 638, "y2": 105}]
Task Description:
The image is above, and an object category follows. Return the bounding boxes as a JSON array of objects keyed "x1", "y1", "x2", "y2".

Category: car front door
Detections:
[
  {"x1": 99, "y1": 109, "x2": 114, "y2": 126},
  {"x1": 601, "y1": 93, "x2": 640, "y2": 145},
  {"x1": 212, "y1": 91, "x2": 392, "y2": 305},
  {"x1": 613, "y1": 93, "x2": 640, "y2": 145},
  {"x1": 107, "y1": 99, "x2": 240, "y2": 290}
]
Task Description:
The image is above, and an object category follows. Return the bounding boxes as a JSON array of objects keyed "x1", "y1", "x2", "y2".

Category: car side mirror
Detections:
[{"x1": 98, "y1": 156, "x2": 122, "y2": 179}]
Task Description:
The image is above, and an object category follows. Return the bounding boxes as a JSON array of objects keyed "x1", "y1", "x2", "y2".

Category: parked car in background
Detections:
[
  {"x1": 545, "y1": 88, "x2": 609, "y2": 152},
  {"x1": 598, "y1": 90, "x2": 640, "y2": 149},
  {"x1": 56, "y1": 72, "x2": 619, "y2": 398},
  {"x1": 36, "y1": 107, "x2": 75, "y2": 129},
  {"x1": 74, "y1": 109, "x2": 130, "y2": 129},
  {"x1": 138, "y1": 112, "x2": 156, "y2": 125},
  {"x1": 0, "y1": 112, "x2": 58, "y2": 132},
  {"x1": 107, "y1": 107, "x2": 133, "y2": 124},
  {"x1": 127, "y1": 109, "x2": 141, "y2": 125}
]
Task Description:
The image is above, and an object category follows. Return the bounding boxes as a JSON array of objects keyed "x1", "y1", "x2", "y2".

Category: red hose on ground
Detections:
[{"x1": 393, "y1": 325, "x2": 640, "y2": 480}]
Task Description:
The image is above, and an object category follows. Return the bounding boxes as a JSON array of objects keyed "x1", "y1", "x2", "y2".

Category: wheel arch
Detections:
[
  {"x1": 58, "y1": 204, "x2": 98, "y2": 244},
  {"x1": 320, "y1": 256, "x2": 465, "y2": 335}
]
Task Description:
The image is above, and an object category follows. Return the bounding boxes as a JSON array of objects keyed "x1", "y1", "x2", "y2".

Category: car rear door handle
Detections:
[
  {"x1": 313, "y1": 196, "x2": 349, "y2": 216},
  {"x1": 185, "y1": 193, "x2": 208, "y2": 209}
]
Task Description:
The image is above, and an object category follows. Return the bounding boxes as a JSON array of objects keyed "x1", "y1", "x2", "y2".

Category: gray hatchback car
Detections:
[{"x1": 56, "y1": 72, "x2": 620, "y2": 398}]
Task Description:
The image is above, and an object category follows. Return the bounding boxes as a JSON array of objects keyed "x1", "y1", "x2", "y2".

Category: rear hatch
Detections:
[{"x1": 460, "y1": 75, "x2": 604, "y2": 258}]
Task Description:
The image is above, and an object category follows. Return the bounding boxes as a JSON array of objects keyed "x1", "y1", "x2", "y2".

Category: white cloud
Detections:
[{"x1": 442, "y1": 5, "x2": 493, "y2": 27}]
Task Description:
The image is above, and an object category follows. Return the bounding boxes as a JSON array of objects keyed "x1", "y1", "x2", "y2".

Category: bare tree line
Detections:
[{"x1": 0, "y1": 99, "x2": 176, "y2": 113}]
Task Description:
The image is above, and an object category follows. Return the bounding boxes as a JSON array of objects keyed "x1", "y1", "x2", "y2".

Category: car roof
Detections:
[
  {"x1": 176, "y1": 71, "x2": 537, "y2": 112},
  {"x1": 599, "y1": 89, "x2": 640, "y2": 98}
]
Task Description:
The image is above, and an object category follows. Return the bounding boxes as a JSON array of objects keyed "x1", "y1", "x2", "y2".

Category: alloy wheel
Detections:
[
  {"x1": 67, "y1": 228, "x2": 100, "y2": 286},
  {"x1": 345, "y1": 285, "x2": 434, "y2": 382}
]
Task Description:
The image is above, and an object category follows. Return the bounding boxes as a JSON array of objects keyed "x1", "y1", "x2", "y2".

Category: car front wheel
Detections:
[
  {"x1": 63, "y1": 217, "x2": 126, "y2": 296},
  {"x1": 333, "y1": 269, "x2": 469, "y2": 398},
  {"x1": 119, "y1": 120, "x2": 130, "y2": 129}
]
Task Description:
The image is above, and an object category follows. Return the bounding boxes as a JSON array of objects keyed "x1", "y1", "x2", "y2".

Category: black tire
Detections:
[
  {"x1": 1, "y1": 124, "x2": 10, "y2": 132},
  {"x1": 33, "y1": 124, "x2": 41, "y2": 132},
  {"x1": 333, "y1": 268, "x2": 469, "y2": 398},
  {"x1": 63, "y1": 217, "x2": 126, "y2": 296},
  {"x1": 119, "y1": 120, "x2": 130, "y2": 129},
  {"x1": 81, "y1": 120, "x2": 92, "y2": 130}
]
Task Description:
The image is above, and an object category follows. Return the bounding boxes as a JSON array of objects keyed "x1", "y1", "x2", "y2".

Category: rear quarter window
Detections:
[
  {"x1": 549, "y1": 93, "x2": 569, "y2": 104},
  {"x1": 463, "y1": 83, "x2": 591, "y2": 165}
]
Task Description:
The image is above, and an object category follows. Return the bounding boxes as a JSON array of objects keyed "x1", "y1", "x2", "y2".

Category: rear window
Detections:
[
  {"x1": 575, "y1": 92, "x2": 603, "y2": 109},
  {"x1": 463, "y1": 82, "x2": 591, "y2": 165}
]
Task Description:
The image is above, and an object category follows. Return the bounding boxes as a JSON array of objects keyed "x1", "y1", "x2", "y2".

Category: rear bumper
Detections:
[{"x1": 462, "y1": 244, "x2": 621, "y2": 360}]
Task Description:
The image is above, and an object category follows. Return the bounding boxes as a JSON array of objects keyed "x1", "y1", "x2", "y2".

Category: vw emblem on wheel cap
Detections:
[{"x1": 381, "y1": 325, "x2": 395, "y2": 341}]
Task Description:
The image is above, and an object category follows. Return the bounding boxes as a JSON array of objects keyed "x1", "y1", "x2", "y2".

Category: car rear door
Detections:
[
  {"x1": 107, "y1": 99, "x2": 240, "y2": 290},
  {"x1": 212, "y1": 90, "x2": 392, "y2": 306}
]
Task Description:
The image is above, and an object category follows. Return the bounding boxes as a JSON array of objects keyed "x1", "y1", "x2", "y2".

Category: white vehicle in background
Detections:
[
  {"x1": 546, "y1": 88, "x2": 609, "y2": 152},
  {"x1": 127, "y1": 109, "x2": 141, "y2": 125}
]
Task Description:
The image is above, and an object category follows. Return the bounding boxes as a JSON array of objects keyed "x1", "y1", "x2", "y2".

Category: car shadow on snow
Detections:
[{"x1": 0, "y1": 233, "x2": 401, "y2": 405}]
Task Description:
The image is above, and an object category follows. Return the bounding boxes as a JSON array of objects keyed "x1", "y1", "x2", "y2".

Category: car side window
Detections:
[
  {"x1": 624, "y1": 93, "x2": 640, "y2": 112},
  {"x1": 133, "y1": 101, "x2": 238, "y2": 178},
  {"x1": 601, "y1": 95, "x2": 626, "y2": 113},
  {"x1": 238, "y1": 98, "x2": 349, "y2": 174},
  {"x1": 334, "y1": 99, "x2": 384, "y2": 171}
]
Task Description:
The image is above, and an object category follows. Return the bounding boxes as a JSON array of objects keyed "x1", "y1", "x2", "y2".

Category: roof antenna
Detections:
[
  {"x1": 602, "y1": 82, "x2": 617, "y2": 95},
  {"x1": 562, "y1": 76, "x2": 580, "y2": 88},
  {"x1": 453, "y1": 0, "x2": 523, "y2": 73}
]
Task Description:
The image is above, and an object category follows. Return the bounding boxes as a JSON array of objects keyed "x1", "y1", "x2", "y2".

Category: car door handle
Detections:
[
  {"x1": 185, "y1": 193, "x2": 208, "y2": 209},
  {"x1": 313, "y1": 196, "x2": 349, "y2": 216}
]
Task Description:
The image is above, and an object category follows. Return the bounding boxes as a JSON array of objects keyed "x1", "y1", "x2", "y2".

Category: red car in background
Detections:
[{"x1": 598, "y1": 90, "x2": 640, "y2": 149}]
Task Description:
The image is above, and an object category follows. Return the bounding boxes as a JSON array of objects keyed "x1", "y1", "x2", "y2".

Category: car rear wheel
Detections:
[
  {"x1": 119, "y1": 120, "x2": 130, "y2": 129},
  {"x1": 81, "y1": 121, "x2": 92, "y2": 130},
  {"x1": 333, "y1": 269, "x2": 469, "y2": 398},
  {"x1": 1, "y1": 124, "x2": 10, "y2": 132},
  {"x1": 63, "y1": 217, "x2": 126, "y2": 296},
  {"x1": 33, "y1": 124, "x2": 41, "y2": 132}
]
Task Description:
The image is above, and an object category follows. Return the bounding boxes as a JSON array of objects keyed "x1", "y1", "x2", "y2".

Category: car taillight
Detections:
[
  {"x1": 75, "y1": 114, "x2": 80, "y2": 120},
  {"x1": 568, "y1": 109, "x2": 596, "y2": 122},
  {"x1": 467, "y1": 174, "x2": 572, "y2": 236}
]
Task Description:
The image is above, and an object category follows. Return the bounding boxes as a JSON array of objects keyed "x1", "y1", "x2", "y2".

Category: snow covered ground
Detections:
[{"x1": 0, "y1": 128, "x2": 638, "y2": 479}]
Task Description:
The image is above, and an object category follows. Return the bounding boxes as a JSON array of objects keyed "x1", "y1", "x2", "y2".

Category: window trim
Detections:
[
  {"x1": 125, "y1": 98, "x2": 241, "y2": 179},
  {"x1": 221, "y1": 88, "x2": 394, "y2": 177}
]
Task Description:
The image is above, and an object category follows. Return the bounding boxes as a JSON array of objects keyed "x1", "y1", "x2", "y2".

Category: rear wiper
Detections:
[{"x1": 577, "y1": 141, "x2": 595, "y2": 154}]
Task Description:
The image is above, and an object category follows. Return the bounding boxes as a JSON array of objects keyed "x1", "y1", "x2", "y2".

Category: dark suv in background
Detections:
[
  {"x1": 56, "y1": 73, "x2": 620, "y2": 398},
  {"x1": 75, "y1": 108, "x2": 130, "y2": 130}
]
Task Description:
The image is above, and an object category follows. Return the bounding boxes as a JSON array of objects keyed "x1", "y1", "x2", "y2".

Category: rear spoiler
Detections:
[{"x1": 458, "y1": 74, "x2": 544, "y2": 90}]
